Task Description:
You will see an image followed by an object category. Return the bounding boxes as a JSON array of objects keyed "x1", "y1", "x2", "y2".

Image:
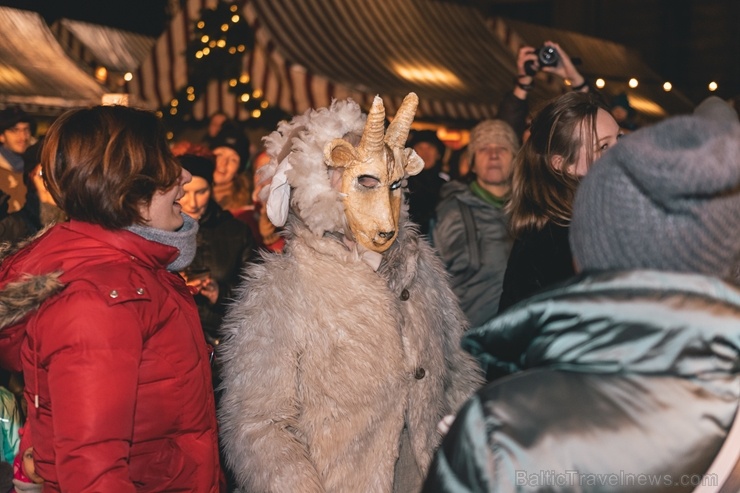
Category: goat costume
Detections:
[{"x1": 218, "y1": 94, "x2": 483, "y2": 493}]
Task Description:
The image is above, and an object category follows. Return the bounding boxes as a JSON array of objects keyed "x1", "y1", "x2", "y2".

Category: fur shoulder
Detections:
[{"x1": 0, "y1": 272, "x2": 64, "y2": 330}]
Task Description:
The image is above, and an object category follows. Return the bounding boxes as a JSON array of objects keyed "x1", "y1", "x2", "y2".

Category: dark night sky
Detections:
[{"x1": 0, "y1": 0, "x2": 169, "y2": 36}]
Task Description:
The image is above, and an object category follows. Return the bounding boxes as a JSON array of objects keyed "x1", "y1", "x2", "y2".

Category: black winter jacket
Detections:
[
  {"x1": 188, "y1": 200, "x2": 256, "y2": 343},
  {"x1": 424, "y1": 270, "x2": 740, "y2": 492},
  {"x1": 498, "y1": 222, "x2": 575, "y2": 314}
]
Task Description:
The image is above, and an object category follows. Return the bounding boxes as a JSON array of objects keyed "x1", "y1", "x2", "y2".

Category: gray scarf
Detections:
[{"x1": 125, "y1": 213, "x2": 199, "y2": 272}]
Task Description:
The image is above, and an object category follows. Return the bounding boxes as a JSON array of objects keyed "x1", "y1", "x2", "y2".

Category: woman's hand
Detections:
[
  {"x1": 183, "y1": 274, "x2": 220, "y2": 304},
  {"x1": 541, "y1": 41, "x2": 587, "y2": 90}
]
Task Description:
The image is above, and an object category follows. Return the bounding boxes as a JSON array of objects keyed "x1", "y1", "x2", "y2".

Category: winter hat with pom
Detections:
[{"x1": 570, "y1": 96, "x2": 740, "y2": 280}]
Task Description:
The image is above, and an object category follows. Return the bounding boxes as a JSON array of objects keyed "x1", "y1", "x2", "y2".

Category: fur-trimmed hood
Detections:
[{"x1": 0, "y1": 229, "x2": 64, "y2": 333}]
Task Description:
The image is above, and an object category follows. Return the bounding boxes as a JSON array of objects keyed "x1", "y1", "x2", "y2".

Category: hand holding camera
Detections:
[
  {"x1": 524, "y1": 46, "x2": 560, "y2": 76},
  {"x1": 515, "y1": 41, "x2": 586, "y2": 93}
]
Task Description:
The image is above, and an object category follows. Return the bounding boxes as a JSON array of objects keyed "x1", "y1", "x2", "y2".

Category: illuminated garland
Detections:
[{"x1": 159, "y1": 0, "x2": 269, "y2": 126}]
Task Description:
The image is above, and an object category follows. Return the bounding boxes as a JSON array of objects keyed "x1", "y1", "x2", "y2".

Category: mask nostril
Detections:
[{"x1": 378, "y1": 230, "x2": 395, "y2": 240}]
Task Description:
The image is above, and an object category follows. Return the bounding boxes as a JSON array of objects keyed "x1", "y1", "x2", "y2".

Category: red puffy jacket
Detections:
[{"x1": 0, "y1": 221, "x2": 221, "y2": 492}]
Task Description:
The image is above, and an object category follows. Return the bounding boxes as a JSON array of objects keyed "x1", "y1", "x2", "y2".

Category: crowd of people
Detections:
[{"x1": 0, "y1": 39, "x2": 738, "y2": 493}]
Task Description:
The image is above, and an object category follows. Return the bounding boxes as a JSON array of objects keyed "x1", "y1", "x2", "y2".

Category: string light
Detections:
[
  {"x1": 161, "y1": 1, "x2": 269, "y2": 125},
  {"x1": 595, "y1": 78, "x2": 605, "y2": 89},
  {"x1": 708, "y1": 81, "x2": 718, "y2": 91},
  {"x1": 123, "y1": 72, "x2": 133, "y2": 82},
  {"x1": 663, "y1": 82, "x2": 672, "y2": 92},
  {"x1": 628, "y1": 78, "x2": 639, "y2": 88}
]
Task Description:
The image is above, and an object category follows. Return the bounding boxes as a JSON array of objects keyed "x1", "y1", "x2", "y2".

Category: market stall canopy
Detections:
[
  {"x1": 0, "y1": 7, "x2": 106, "y2": 115},
  {"x1": 131, "y1": 0, "x2": 693, "y2": 126},
  {"x1": 131, "y1": 0, "x2": 518, "y2": 124},
  {"x1": 51, "y1": 18, "x2": 156, "y2": 74}
]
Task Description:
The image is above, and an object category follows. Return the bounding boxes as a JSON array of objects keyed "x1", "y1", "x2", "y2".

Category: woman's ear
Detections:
[{"x1": 550, "y1": 154, "x2": 566, "y2": 172}]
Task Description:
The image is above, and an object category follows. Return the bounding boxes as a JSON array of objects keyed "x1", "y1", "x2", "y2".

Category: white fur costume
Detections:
[{"x1": 218, "y1": 97, "x2": 483, "y2": 493}]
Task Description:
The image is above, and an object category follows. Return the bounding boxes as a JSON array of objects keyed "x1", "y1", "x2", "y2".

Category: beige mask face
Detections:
[{"x1": 325, "y1": 93, "x2": 424, "y2": 253}]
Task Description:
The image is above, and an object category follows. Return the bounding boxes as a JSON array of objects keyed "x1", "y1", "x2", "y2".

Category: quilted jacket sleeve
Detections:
[{"x1": 36, "y1": 290, "x2": 143, "y2": 493}]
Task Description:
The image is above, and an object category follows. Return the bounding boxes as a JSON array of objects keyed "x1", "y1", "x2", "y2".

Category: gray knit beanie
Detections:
[
  {"x1": 570, "y1": 97, "x2": 740, "y2": 279},
  {"x1": 468, "y1": 119, "x2": 520, "y2": 155}
]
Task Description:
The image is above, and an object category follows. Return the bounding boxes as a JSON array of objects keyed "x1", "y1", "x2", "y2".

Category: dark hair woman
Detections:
[{"x1": 0, "y1": 105, "x2": 221, "y2": 492}]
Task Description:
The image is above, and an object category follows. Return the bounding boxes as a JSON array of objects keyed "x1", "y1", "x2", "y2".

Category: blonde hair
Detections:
[{"x1": 508, "y1": 92, "x2": 608, "y2": 237}]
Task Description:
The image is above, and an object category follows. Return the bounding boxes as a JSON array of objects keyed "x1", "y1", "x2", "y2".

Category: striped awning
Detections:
[
  {"x1": 131, "y1": 0, "x2": 520, "y2": 124},
  {"x1": 51, "y1": 18, "x2": 156, "y2": 74},
  {"x1": 0, "y1": 7, "x2": 105, "y2": 113},
  {"x1": 130, "y1": 0, "x2": 694, "y2": 126}
]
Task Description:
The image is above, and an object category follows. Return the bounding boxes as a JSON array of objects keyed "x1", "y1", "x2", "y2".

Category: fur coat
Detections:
[{"x1": 218, "y1": 216, "x2": 483, "y2": 493}]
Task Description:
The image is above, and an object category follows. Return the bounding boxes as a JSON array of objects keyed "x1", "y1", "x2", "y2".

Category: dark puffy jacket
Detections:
[
  {"x1": 424, "y1": 270, "x2": 740, "y2": 493},
  {"x1": 0, "y1": 220, "x2": 221, "y2": 493}
]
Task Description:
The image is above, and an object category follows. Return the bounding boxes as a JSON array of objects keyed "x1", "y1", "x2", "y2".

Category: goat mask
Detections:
[{"x1": 324, "y1": 93, "x2": 424, "y2": 253}]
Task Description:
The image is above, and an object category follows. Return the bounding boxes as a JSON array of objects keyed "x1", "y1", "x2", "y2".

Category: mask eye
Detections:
[
  {"x1": 358, "y1": 175, "x2": 380, "y2": 189},
  {"x1": 389, "y1": 180, "x2": 402, "y2": 190}
]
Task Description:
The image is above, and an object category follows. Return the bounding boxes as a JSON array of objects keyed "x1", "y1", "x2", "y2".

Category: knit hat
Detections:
[
  {"x1": 178, "y1": 154, "x2": 215, "y2": 182},
  {"x1": 570, "y1": 97, "x2": 740, "y2": 279},
  {"x1": 210, "y1": 123, "x2": 250, "y2": 172},
  {"x1": 0, "y1": 106, "x2": 32, "y2": 133},
  {"x1": 468, "y1": 119, "x2": 519, "y2": 156},
  {"x1": 407, "y1": 129, "x2": 445, "y2": 157}
]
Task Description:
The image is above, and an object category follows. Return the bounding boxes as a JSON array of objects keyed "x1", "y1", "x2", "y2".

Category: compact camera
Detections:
[{"x1": 524, "y1": 46, "x2": 560, "y2": 76}]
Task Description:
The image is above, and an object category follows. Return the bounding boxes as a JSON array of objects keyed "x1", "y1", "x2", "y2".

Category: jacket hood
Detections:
[
  {"x1": 0, "y1": 227, "x2": 64, "y2": 332},
  {"x1": 465, "y1": 270, "x2": 740, "y2": 380}
]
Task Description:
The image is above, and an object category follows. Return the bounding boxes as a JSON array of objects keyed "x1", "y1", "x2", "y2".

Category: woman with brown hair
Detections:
[
  {"x1": 0, "y1": 105, "x2": 221, "y2": 492},
  {"x1": 497, "y1": 91, "x2": 622, "y2": 313}
]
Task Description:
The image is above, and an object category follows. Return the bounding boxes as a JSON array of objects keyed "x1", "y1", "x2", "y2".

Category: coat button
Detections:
[
  {"x1": 414, "y1": 367, "x2": 426, "y2": 379},
  {"x1": 109, "y1": 290, "x2": 119, "y2": 299},
  {"x1": 136, "y1": 288, "x2": 145, "y2": 295},
  {"x1": 400, "y1": 289, "x2": 410, "y2": 301}
]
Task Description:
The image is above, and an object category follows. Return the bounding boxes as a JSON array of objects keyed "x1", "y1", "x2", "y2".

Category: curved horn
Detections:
[
  {"x1": 385, "y1": 92, "x2": 418, "y2": 148},
  {"x1": 359, "y1": 96, "x2": 386, "y2": 157}
]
